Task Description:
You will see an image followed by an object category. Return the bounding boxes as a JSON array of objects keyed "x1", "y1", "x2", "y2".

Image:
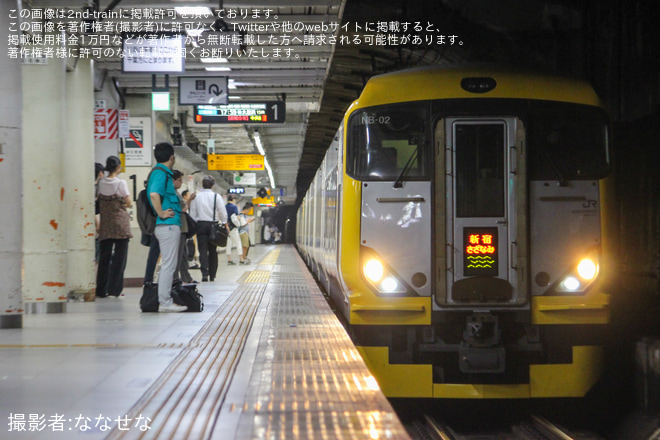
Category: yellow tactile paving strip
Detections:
[
  {"x1": 259, "y1": 248, "x2": 281, "y2": 265},
  {"x1": 237, "y1": 270, "x2": 272, "y2": 284}
]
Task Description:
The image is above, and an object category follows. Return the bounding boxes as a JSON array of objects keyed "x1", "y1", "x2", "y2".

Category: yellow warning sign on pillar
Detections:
[{"x1": 252, "y1": 196, "x2": 275, "y2": 206}]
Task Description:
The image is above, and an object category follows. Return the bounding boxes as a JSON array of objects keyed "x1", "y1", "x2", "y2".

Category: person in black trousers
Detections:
[
  {"x1": 189, "y1": 176, "x2": 228, "y2": 282},
  {"x1": 96, "y1": 156, "x2": 132, "y2": 298}
]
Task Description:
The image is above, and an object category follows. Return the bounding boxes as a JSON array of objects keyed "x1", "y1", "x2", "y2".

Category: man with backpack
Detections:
[{"x1": 145, "y1": 142, "x2": 187, "y2": 312}]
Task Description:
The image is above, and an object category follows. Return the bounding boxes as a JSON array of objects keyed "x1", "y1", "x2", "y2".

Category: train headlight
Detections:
[
  {"x1": 361, "y1": 248, "x2": 411, "y2": 296},
  {"x1": 577, "y1": 258, "x2": 598, "y2": 280},
  {"x1": 364, "y1": 259, "x2": 384, "y2": 282},
  {"x1": 380, "y1": 277, "x2": 400, "y2": 293},
  {"x1": 559, "y1": 276, "x2": 581, "y2": 292},
  {"x1": 375, "y1": 275, "x2": 407, "y2": 295},
  {"x1": 550, "y1": 250, "x2": 600, "y2": 295}
]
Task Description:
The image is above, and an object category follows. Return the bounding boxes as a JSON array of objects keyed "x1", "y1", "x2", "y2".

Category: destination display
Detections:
[
  {"x1": 194, "y1": 101, "x2": 285, "y2": 124},
  {"x1": 463, "y1": 227, "x2": 498, "y2": 277}
]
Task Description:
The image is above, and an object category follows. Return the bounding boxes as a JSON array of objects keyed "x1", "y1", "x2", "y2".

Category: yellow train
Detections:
[{"x1": 297, "y1": 66, "x2": 612, "y2": 398}]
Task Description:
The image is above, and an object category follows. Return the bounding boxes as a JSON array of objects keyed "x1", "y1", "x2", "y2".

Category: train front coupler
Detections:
[{"x1": 459, "y1": 312, "x2": 505, "y2": 374}]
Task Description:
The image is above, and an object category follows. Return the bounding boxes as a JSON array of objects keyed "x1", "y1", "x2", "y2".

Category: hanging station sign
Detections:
[
  {"x1": 178, "y1": 77, "x2": 228, "y2": 105},
  {"x1": 194, "y1": 101, "x2": 285, "y2": 124},
  {"x1": 207, "y1": 154, "x2": 265, "y2": 171},
  {"x1": 122, "y1": 33, "x2": 185, "y2": 73}
]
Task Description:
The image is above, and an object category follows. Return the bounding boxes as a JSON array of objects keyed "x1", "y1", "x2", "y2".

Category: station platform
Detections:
[{"x1": 0, "y1": 245, "x2": 410, "y2": 440}]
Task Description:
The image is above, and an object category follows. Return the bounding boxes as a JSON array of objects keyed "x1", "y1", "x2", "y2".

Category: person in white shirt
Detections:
[
  {"x1": 225, "y1": 194, "x2": 243, "y2": 265},
  {"x1": 238, "y1": 202, "x2": 255, "y2": 264},
  {"x1": 189, "y1": 176, "x2": 228, "y2": 282}
]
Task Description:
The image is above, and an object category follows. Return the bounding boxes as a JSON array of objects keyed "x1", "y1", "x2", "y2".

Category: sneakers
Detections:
[
  {"x1": 159, "y1": 303, "x2": 188, "y2": 313},
  {"x1": 240, "y1": 260, "x2": 250, "y2": 265},
  {"x1": 228, "y1": 260, "x2": 236, "y2": 265}
]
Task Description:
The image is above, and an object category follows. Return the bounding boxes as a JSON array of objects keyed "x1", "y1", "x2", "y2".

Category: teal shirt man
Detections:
[
  {"x1": 146, "y1": 142, "x2": 187, "y2": 313},
  {"x1": 147, "y1": 163, "x2": 181, "y2": 227}
]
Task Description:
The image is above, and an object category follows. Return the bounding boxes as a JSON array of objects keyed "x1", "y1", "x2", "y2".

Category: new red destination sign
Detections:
[{"x1": 466, "y1": 233, "x2": 496, "y2": 254}]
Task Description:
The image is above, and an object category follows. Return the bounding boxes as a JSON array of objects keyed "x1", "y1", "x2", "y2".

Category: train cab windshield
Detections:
[
  {"x1": 527, "y1": 102, "x2": 610, "y2": 181},
  {"x1": 347, "y1": 103, "x2": 430, "y2": 181},
  {"x1": 347, "y1": 100, "x2": 610, "y2": 182}
]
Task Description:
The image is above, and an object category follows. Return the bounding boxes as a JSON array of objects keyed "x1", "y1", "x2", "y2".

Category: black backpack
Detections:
[
  {"x1": 136, "y1": 168, "x2": 167, "y2": 236},
  {"x1": 140, "y1": 282, "x2": 159, "y2": 312},
  {"x1": 172, "y1": 280, "x2": 204, "y2": 312}
]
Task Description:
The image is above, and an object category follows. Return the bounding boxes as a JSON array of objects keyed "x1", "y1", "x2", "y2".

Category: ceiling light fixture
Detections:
[
  {"x1": 201, "y1": 57, "x2": 229, "y2": 63},
  {"x1": 254, "y1": 131, "x2": 275, "y2": 188},
  {"x1": 265, "y1": 157, "x2": 276, "y2": 189},
  {"x1": 185, "y1": 29, "x2": 204, "y2": 37},
  {"x1": 254, "y1": 131, "x2": 265, "y2": 155},
  {"x1": 185, "y1": 29, "x2": 202, "y2": 47}
]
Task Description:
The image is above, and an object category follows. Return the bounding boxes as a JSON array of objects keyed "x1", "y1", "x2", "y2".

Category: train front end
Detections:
[{"x1": 339, "y1": 68, "x2": 612, "y2": 398}]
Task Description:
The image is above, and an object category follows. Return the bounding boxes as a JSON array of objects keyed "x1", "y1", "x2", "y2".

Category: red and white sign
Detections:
[
  {"x1": 94, "y1": 109, "x2": 118, "y2": 139},
  {"x1": 118, "y1": 109, "x2": 130, "y2": 138}
]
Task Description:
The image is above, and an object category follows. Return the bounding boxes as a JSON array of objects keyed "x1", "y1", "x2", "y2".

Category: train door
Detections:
[{"x1": 436, "y1": 117, "x2": 528, "y2": 307}]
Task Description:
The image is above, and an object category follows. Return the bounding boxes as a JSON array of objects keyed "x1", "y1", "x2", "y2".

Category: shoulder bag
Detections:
[
  {"x1": 209, "y1": 194, "x2": 229, "y2": 247},
  {"x1": 184, "y1": 212, "x2": 198, "y2": 238}
]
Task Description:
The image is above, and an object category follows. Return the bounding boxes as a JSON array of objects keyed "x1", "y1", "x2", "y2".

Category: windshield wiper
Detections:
[
  {"x1": 393, "y1": 148, "x2": 418, "y2": 188},
  {"x1": 537, "y1": 143, "x2": 568, "y2": 187}
]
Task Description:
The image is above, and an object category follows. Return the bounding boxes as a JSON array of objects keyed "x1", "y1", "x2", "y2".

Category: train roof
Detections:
[{"x1": 351, "y1": 65, "x2": 603, "y2": 110}]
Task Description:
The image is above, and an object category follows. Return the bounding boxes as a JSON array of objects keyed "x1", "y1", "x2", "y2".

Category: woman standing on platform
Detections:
[{"x1": 96, "y1": 155, "x2": 132, "y2": 298}]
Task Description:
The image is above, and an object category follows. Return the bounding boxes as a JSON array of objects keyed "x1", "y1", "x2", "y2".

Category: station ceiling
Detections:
[{"x1": 24, "y1": 0, "x2": 597, "y2": 205}]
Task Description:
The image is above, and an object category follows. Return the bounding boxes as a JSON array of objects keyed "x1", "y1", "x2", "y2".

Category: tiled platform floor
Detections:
[{"x1": 0, "y1": 245, "x2": 409, "y2": 440}]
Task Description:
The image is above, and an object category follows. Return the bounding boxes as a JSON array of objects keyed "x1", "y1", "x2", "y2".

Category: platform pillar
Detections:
[
  {"x1": 0, "y1": 0, "x2": 24, "y2": 328},
  {"x1": 22, "y1": 37, "x2": 68, "y2": 312},
  {"x1": 64, "y1": 59, "x2": 96, "y2": 299}
]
